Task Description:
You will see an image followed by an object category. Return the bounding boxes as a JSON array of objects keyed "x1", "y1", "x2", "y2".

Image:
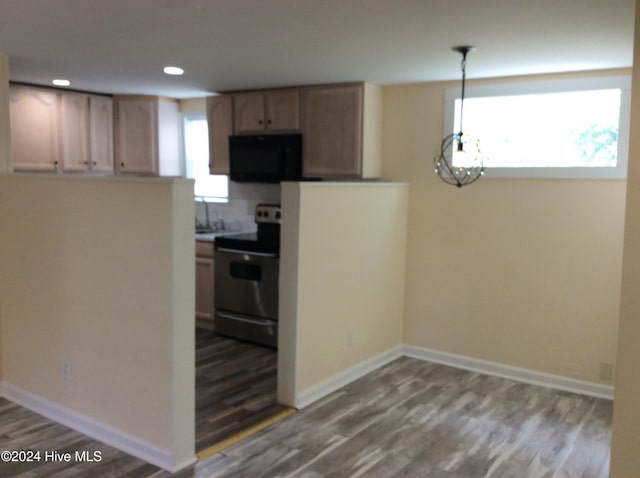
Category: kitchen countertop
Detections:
[{"x1": 195, "y1": 231, "x2": 240, "y2": 243}]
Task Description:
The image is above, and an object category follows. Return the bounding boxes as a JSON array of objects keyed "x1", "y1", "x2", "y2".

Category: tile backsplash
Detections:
[{"x1": 195, "y1": 182, "x2": 280, "y2": 232}]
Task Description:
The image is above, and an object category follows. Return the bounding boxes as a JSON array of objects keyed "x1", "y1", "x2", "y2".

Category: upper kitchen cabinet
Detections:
[
  {"x1": 301, "y1": 83, "x2": 382, "y2": 179},
  {"x1": 114, "y1": 95, "x2": 180, "y2": 176},
  {"x1": 10, "y1": 85, "x2": 114, "y2": 174},
  {"x1": 233, "y1": 89, "x2": 299, "y2": 134},
  {"x1": 10, "y1": 85, "x2": 60, "y2": 172},
  {"x1": 205, "y1": 82, "x2": 380, "y2": 180},
  {"x1": 59, "y1": 92, "x2": 114, "y2": 173},
  {"x1": 59, "y1": 91, "x2": 89, "y2": 172},
  {"x1": 88, "y1": 95, "x2": 114, "y2": 173},
  {"x1": 206, "y1": 95, "x2": 232, "y2": 175}
]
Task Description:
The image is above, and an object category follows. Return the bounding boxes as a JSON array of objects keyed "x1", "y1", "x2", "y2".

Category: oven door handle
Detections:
[
  {"x1": 216, "y1": 247, "x2": 278, "y2": 258},
  {"x1": 217, "y1": 311, "x2": 276, "y2": 326}
]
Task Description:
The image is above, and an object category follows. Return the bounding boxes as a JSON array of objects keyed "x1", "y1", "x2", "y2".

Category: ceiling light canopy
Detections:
[
  {"x1": 433, "y1": 46, "x2": 485, "y2": 188},
  {"x1": 163, "y1": 66, "x2": 184, "y2": 76}
]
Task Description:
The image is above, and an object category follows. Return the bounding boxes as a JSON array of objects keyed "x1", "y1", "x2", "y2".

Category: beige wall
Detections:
[
  {"x1": 0, "y1": 51, "x2": 10, "y2": 174},
  {"x1": 0, "y1": 51, "x2": 7, "y2": 381},
  {"x1": 382, "y1": 70, "x2": 628, "y2": 385},
  {"x1": 279, "y1": 182, "x2": 408, "y2": 404},
  {"x1": 610, "y1": 4, "x2": 640, "y2": 476},
  {"x1": 0, "y1": 175, "x2": 195, "y2": 470}
]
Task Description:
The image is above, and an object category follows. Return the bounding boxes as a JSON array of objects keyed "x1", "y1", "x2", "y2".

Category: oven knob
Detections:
[{"x1": 275, "y1": 211, "x2": 281, "y2": 220}]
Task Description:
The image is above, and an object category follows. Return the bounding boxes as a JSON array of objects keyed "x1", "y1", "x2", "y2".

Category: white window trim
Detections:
[{"x1": 443, "y1": 75, "x2": 632, "y2": 179}]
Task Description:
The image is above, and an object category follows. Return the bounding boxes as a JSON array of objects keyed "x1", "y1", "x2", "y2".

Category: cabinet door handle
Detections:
[
  {"x1": 267, "y1": 119, "x2": 272, "y2": 124},
  {"x1": 258, "y1": 119, "x2": 263, "y2": 125}
]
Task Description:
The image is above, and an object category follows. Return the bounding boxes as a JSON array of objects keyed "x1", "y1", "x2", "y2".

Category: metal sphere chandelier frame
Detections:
[{"x1": 434, "y1": 46, "x2": 485, "y2": 188}]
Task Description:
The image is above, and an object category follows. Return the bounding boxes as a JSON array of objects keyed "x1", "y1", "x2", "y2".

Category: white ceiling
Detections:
[{"x1": 0, "y1": 0, "x2": 634, "y2": 99}]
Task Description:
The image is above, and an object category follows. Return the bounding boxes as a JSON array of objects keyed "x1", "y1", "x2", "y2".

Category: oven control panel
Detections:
[{"x1": 255, "y1": 204, "x2": 281, "y2": 224}]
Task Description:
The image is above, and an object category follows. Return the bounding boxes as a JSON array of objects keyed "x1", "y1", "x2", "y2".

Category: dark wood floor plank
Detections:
[
  {"x1": 0, "y1": 355, "x2": 613, "y2": 477},
  {"x1": 195, "y1": 357, "x2": 613, "y2": 478},
  {"x1": 194, "y1": 328, "x2": 280, "y2": 451}
]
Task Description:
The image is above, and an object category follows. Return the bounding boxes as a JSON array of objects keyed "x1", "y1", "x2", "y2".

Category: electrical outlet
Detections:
[
  {"x1": 346, "y1": 331, "x2": 354, "y2": 346},
  {"x1": 62, "y1": 359, "x2": 72, "y2": 379}
]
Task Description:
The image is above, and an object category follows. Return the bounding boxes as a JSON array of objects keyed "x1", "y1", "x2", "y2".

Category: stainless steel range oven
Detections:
[{"x1": 214, "y1": 204, "x2": 281, "y2": 348}]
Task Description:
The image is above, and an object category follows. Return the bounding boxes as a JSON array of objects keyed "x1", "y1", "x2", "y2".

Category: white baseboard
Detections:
[
  {"x1": 294, "y1": 344, "x2": 614, "y2": 410},
  {"x1": 295, "y1": 345, "x2": 404, "y2": 409},
  {"x1": 0, "y1": 382, "x2": 196, "y2": 472},
  {"x1": 403, "y1": 345, "x2": 615, "y2": 400},
  {"x1": 0, "y1": 346, "x2": 614, "y2": 470}
]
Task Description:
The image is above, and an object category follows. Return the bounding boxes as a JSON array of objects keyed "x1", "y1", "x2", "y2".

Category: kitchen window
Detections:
[
  {"x1": 444, "y1": 75, "x2": 631, "y2": 179},
  {"x1": 183, "y1": 114, "x2": 228, "y2": 202}
]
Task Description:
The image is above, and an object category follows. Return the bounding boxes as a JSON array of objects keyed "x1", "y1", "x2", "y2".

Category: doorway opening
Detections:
[{"x1": 194, "y1": 326, "x2": 292, "y2": 453}]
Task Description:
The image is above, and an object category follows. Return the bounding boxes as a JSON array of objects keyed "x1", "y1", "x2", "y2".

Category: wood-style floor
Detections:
[
  {"x1": 0, "y1": 356, "x2": 612, "y2": 477},
  {"x1": 195, "y1": 356, "x2": 612, "y2": 477},
  {"x1": 195, "y1": 328, "x2": 286, "y2": 452}
]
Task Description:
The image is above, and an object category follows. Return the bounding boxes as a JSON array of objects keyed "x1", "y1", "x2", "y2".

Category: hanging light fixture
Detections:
[{"x1": 434, "y1": 46, "x2": 485, "y2": 188}]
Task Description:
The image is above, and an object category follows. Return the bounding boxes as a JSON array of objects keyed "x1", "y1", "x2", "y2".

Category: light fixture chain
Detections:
[{"x1": 458, "y1": 51, "x2": 467, "y2": 137}]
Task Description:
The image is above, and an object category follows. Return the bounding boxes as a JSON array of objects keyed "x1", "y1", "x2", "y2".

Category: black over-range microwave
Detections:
[{"x1": 229, "y1": 134, "x2": 303, "y2": 183}]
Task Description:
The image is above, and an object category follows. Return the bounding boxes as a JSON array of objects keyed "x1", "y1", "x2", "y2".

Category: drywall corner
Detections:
[
  {"x1": 0, "y1": 51, "x2": 11, "y2": 173},
  {"x1": 277, "y1": 181, "x2": 301, "y2": 407}
]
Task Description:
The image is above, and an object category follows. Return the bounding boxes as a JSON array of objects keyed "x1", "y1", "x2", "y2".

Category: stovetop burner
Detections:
[{"x1": 214, "y1": 204, "x2": 281, "y2": 255}]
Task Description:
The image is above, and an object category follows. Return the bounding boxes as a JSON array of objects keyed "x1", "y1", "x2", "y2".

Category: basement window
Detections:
[
  {"x1": 183, "y1": 115, "x2": 228, "y2": 202},
  {"x1": 444, "y1": 75, "x2": 631, "y2": 179}
]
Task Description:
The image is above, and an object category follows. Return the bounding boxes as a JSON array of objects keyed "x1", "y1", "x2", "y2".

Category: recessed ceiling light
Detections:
[
  {"x1": 52, "y1": 79, "x2": 70, "y2": 86},
  {"x1": 163, "y1": 66, "x2": 184, "y2": 76}
]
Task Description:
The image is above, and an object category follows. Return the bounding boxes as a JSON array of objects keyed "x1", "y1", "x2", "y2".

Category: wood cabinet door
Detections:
[
  {"x1": 114, "y1": 98, "x2": 157, "y2": 175},
  {"x1": 10, "y1": 86, "x2": 60, "y2": 172},
  {"x1": 265, "y1": 89, "x2": 299, "y2": 131},
  {"x1": 233, "y1": 92, "x2": 265, "y2": 134},
  {"x1": 206, "y1": 95, "x2": 232, "y2": 175},
  {"x1": 89, "y1": 96, "x2": 114, "y2": 173},
  {"x1": 195, "y1": 254, "x2": 215, "y2": 321},
  {"x1": 301, "y1": 85, "x2": 363, "y2": 178},
  {"x1": 60, "y1": 92, "x2": 90, "y2": 172}
]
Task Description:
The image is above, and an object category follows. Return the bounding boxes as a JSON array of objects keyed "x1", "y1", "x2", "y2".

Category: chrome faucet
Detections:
[
  {"x1": 196, "y1": 197, "x2": 225, "y2": 232},
  {"x1": 201, "y1": 197, "x2": 212, "y2": 230}
]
